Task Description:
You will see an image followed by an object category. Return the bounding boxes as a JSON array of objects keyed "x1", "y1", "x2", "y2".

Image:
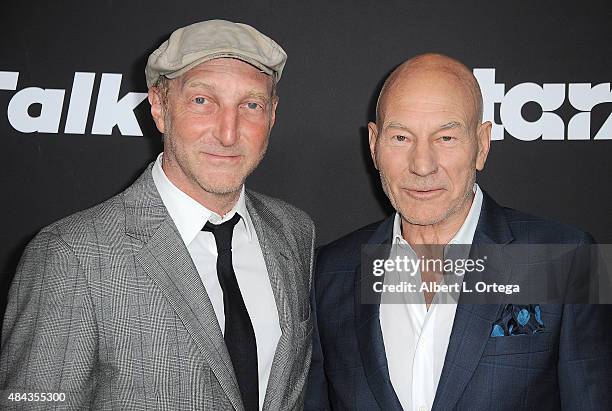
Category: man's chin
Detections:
[
  {"x1": 398, "y1": 206, "x2": 450, "y2": 226},
  {"x1": 196, "y1": 177, "x2": 245, "y2": 196},
  {"x1": 200, "y1": 184, "x2": 243, "y2": 196},
  {"x1": 402, "y1": 215, "x2": 446, "y2": 226}
]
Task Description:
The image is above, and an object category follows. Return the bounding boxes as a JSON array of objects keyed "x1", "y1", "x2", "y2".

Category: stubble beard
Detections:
[{"x1": 379, "y1": 169, "x2": 476, "y2": 227}]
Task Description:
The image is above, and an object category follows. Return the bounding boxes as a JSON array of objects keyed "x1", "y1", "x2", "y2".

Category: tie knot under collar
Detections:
[{"x1": 202, "y1": 213, "x2": 242, "y2": 253}]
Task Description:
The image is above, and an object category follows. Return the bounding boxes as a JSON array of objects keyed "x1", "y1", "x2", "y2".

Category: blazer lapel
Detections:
[
  {"x1": 125, "y1": 165, "x2": 244, "y2": 411},
  {"x1": 432, "y1": 191, "x2": 514, "y2": 411},
  {"x1": 431, "y1": 303, "x2": 502, "y2": 410},
  {"x1": 245, "y1": 193, "x2": 301, "y2": 411},
  {"x1": 354, "y1": 217, "x2": 404, "y2": 411}
]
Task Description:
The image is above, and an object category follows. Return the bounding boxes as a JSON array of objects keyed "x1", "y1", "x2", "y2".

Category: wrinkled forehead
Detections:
[{"x1": 172, "y1": 57, "x2": 274, "y2": 92}]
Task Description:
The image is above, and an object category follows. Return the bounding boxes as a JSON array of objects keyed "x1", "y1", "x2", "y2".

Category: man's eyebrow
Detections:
[
  {"x1": 439, "y1": 121, "x2": 462, "y2": 130},
  {"x1": 246, "y1": 91, "x2": 270, "y2": 103},
  {"x1": 383, "y1": 121, "x2": 411, "y2": 132},
  {"x1": 184, "y1": 80, "x2": 215, "y2": 90}
]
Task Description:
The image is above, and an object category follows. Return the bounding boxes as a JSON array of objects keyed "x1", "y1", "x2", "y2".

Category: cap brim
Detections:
[{"x1": 164, "y1": 52, "x2": 275, "y2": 81}]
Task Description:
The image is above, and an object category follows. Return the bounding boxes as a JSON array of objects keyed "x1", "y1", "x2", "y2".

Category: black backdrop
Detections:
[{"x1": 1, "y1": 1, "x2": 611, "y2": 317}]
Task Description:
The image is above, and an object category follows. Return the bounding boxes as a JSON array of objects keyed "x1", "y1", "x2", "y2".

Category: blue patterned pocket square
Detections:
[{"x1": 491, "y1": 304, "x2": 545, "y2": 337}]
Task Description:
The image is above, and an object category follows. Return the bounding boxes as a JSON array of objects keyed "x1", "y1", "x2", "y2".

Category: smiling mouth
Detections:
[
  {"x1": 403, "y1": 188, "x2": 445, "y2": 200},
  {"x1": 203, "y1": 152, "x2": 241, "y2": 161}
]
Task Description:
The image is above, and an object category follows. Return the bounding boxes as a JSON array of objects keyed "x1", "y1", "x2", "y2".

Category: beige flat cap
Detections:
[{"x1": 145, "y1": 19, "x2": 287, "y2": 88}]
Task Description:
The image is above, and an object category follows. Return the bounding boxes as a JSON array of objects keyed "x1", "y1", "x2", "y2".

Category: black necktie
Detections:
[{"x1": 202, "y1": 213, "x2": 259, "y2": 411}]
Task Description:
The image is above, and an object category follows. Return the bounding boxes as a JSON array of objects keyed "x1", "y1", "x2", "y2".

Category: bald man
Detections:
[{"x1": 305, "y1": 54, "x2": 611, "y2": 410}]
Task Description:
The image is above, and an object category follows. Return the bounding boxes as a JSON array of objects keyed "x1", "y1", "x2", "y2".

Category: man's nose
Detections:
[
  {"x1": 409, "y1": 139, "x2": 438, "y2": 176},
  {"x1": 215, "y1": 107, "x2": 239, "y2": 146}
]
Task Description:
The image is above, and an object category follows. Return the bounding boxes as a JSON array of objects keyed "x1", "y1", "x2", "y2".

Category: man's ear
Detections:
[
  {"x1": 475, "y1": 121, "x2": 492, "y2": 171},
  {"x1": 148, "y1": 88, "x2": 166, "y2": 134},
  {"x1": 269, "y1": 96, "x2": 278, "y2": 131},
  {"x1": 368, "y1": 121, "x2": 379, "y2": 170}
]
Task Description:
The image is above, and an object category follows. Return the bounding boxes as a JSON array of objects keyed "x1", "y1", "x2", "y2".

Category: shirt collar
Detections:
[
  {"x1": 392, "y1": 183, "x2": 483, "y2": 245},
  {"x1": 151, "y1": 153, "x2": 254, "y2": 246}
]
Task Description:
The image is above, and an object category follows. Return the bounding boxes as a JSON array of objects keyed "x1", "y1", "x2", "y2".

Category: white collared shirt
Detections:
[
  {"x1": 381, "y1": 184, "x2": 483, "y2": 411},
  {"x1": 152, "y1": 153, "x2": 280, "y2": 410}
]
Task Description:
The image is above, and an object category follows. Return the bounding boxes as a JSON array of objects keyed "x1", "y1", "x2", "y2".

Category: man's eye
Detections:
[
  {"x1": 194, "y1": 97, "x2": 207, "y2": 104},
  {"x1": 440, "y1": 136, "x2": 453, "y2": 142},
  {"x1": 247, "y1": 102, "x2": 260, "y2": 110},
  {"x1": 393, "y1": 135, "x2": 407, "y2": 142}
]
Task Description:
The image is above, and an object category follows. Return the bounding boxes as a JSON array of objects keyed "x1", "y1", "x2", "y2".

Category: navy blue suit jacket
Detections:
[{"x1": 306, "y1": 192, "x2": 612, "y2": 410}]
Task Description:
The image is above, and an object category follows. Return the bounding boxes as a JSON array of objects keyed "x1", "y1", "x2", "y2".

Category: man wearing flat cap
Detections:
[{"x1": 0, "y1": 20, "x2": 314, "y2": 410}]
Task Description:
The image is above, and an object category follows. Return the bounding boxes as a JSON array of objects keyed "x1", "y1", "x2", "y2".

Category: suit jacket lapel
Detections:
[
  {"x1": 245, "y1": 192, "x2": 301, "y2": 411},
  {"x1": 432, "y1": 191, "x2": 514, "y2": 411},
  {"x1": 125, "y1": 165, "x2": 244, "y2": 411},
  {"x1": 354, "y1": 217, "x2": 404, "y2": 411}
]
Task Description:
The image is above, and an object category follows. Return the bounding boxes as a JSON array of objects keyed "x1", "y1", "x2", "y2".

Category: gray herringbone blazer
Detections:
[{"x1": 0, "y1": 163, "x2": 315, "y2": 410}]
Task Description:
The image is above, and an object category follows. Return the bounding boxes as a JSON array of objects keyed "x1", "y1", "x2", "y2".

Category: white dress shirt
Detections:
[
  {"x1": 152, "y1": 153, "x2": 281, "y2": 410},
  {"x1": 380, "y1": 184, "x2": 483, "y2": 411}
]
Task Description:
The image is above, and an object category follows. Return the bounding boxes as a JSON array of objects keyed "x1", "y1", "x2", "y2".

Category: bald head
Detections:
[{"x1": 375, "y1": 53, "x2": 483, "y2": 129}]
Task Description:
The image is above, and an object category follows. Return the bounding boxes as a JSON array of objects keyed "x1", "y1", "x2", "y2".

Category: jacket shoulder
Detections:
[
  {"x1": 501, "y1": 206, "x2": 594, "y2": 244},
  {"x1": 37, "y1": 191, "x2": 127, "y2": 246},
  {"x1": 316, "y1": 220, "x2": 385, "y2": 273},
  {"x1": 247, "y1": 190, "x2": 314, "y2": 230}
]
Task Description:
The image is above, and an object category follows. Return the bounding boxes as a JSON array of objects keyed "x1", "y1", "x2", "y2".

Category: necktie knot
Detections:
[{"x1": 202, "y1": 213, "x2": 241, "y2": 253}]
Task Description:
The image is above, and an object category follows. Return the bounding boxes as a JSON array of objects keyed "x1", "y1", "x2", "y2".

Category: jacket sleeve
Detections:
[
  {"x1": 558, "y1": 234, "x2": 612, "y2": 410},
  {"x1": 558, "y1": 304, "x2": 612, "y2": 409},
  {"x1": 0, "y1": 230, "x2": 98, "y2": 408}
]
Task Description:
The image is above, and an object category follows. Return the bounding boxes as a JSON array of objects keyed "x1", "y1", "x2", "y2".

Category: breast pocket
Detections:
[
  {"x1": 482, "y1": 331, "x2": 553, "y2": 356},
  {"x1": 480, "y1": 332, "x2": 557, "y2": 371}
]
